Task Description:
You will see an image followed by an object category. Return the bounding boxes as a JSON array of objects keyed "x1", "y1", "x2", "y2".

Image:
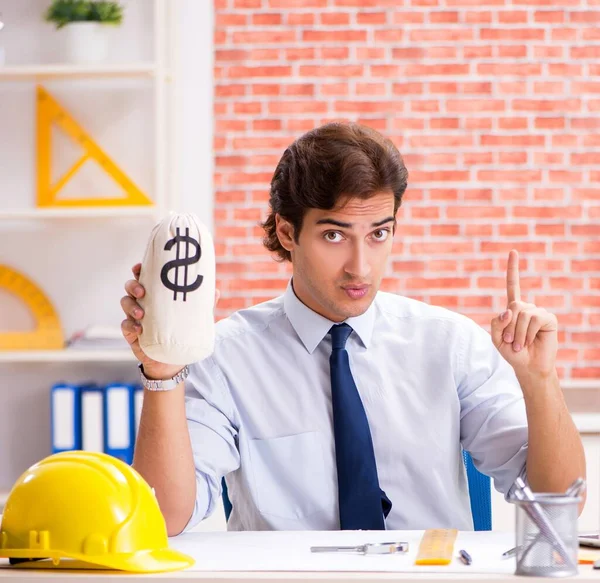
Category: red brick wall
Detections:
[{"x1": 212, "y1": 0, "x2": 600, "y2": 380}]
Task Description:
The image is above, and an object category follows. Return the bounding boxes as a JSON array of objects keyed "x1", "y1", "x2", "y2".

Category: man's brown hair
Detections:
[{"x1": 262, "y1": 122, "x2": 409, "y2": 262}]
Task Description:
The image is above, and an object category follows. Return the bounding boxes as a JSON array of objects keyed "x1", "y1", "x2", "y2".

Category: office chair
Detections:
[{"x1": 221, "y1": 451, "x2": 492, "y2": 531}]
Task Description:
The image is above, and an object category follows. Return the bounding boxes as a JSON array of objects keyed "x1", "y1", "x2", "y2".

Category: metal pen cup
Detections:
[{"x1": 514, "y1": 494, "x2": 581, "y2": 578}]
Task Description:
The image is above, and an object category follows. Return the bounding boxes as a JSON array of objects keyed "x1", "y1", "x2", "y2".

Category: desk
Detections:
[{"x1": 0, "y1": 530, "x2": 597, "y2": 581}]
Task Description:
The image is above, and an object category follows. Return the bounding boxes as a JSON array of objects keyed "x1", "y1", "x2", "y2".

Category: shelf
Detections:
[
  {"x1": 0, "y1": 206, "x2": 158, "y2": 220},
  {"x1": 0, "y1": 350, "x2": 136, "y2": 363},
  {"x1": 0, "y1": 63, "x2": 158, "y2": 80}
]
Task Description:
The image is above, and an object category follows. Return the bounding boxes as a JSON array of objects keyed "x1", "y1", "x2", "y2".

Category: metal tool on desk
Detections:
[{"x1": 310, "y1": 542, "x2": 409, "y2": 555}]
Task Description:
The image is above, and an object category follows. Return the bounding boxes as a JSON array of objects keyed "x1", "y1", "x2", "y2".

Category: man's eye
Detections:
[
  {"x1": 372, "y1": 229, "x2": 389, "y2": 241},
  {"x1": 324, "y1": 232, "x2": 342, "y2": 242}
]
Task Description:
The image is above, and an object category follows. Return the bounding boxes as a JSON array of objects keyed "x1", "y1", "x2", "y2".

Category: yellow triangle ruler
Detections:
[
  {"x1": 36, "y1": 85, "x2": 153, "y2": 208},
  {"x1": 0, "y1": 265, "x2": 64, "y2": 350}
]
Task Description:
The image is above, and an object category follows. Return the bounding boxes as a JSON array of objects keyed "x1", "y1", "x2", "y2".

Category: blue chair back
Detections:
[{"x1": 221, "y1": 452, "x2": 492, "y2": 530}]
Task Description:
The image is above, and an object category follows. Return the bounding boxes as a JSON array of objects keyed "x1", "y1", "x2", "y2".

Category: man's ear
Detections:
[{"x1": 275, "y1": 214, "x2": 295, "y2": 252}]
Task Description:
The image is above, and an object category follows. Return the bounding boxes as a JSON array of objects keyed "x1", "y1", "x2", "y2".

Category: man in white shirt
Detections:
[{"x1": 121, "y1": 122, "x2": 586, "y2": 535}]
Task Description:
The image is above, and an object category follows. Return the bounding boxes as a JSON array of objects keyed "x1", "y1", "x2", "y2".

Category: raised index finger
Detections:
[{"x1": 506, "y1": 249, "x2": 521, "y2": 304}]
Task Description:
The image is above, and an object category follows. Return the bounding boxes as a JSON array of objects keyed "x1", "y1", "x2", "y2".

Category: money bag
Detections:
[{"x1": 138, "y1": 213, "x2": 215, "y2": 365}]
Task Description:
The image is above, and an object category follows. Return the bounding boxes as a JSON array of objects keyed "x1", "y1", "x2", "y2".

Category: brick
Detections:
[
  {"x1": 465, "y1": 224, "x2": 493, "y2": 236},
  {"x1": 431, "y1": 225, "x2": 461, "y2": 236},
  {"x1": 358, "y1": 47, "x2": 387, "y2": 59},
  {"x1": 498, "y1": 188, "x2": 528, "y2": 200},
  {"x1": 534, "y1": 10, "x2": 565, "y2": 22},
  {"x1": 447, "y1": 99, "x2": 505, "y2": 111},
  {"x1": 536, "y1": 224, "x2": 565, "y2": 236},
  {"x1": 498, "y1": 45, "x2": 528, "y2": 58},
  {"x1": 514, "y1": 206, "x2": 582, "y2": 219},
  {"x1": 481, "y1": 135, "x2": 545, "y2": 146},
  {"x1": 300, "y1": 65, "x2": 364, "y2": 77},
  {"x1": 571, "y1": 46, "x2": 600, "y2": 58},
  {"x1": 252, "y1": 13, "x2": 282, "y2": 25},
  {"x1": 410, "y1": 100, "x2": 440, "y2": 112},
  {"x1": 497, "y1": 82, "x2": 527, "y2": 94},
  {"x1": 320, "y1": 47, "x2": 350, "y2": 59},
  {"x1": 303, "y1": 29, "x2": 367, "y2": 42},
  {"x1": 393, "y1": 11, "x2": 426, "y2": 24},
  {"x1": 410, "y1": 170, "x2": 470, "y2": 182},
  {"x1": 571, "y1": 152, "x2": 600, "y2": 164},
  {"x1": 404, "y1": 64, "x2": 470, "y2": 76},
  {"x1": 285, "y1": 48, "x2": 315, "y2": 60},
  {"x1": 410, "y1": 242, "x2": 475, "y2": 254},
  {"x1": 534, "y1": 81, "x2": 565, "y2": 93},
  {"x1": 230, "y1": 66, "x2": 292, "y2": 78},
  {"x1": 464, "y1": 46, "x2": 493, "y2": 57},
  {"x1": 535, "y1": 117, "x2": 565, "y2": 129},
  {"x1": 269, "y1": 101, "x2": 327, "y2": 114},
  {"x1": 268, "y1": 0, "x2": 327, "y2": 6},
  {"x1": 480, "y1": 241, "x2": 546, "y2": 253},
  {"x1": 513, "y1": 99, "x2": 581, "y2": 111},
  {"x1": 335, "y1": 101, "x2": 403, "y2": 113},
  {"x1": 320, "y1": 12, "x2": 350, "y2": 25},
  {"x1": 287, "y1": 13, "x2": 314, "y2": 25},
  {"x1": 393, "y1": 82, "x2": 424, "y2": 94},
  {"x1": 465, "y1": 12, "x2": 492, "y2": 23},
  {"x1": 447, "y1": 206, "x2": 506, "y2": 219},
  {"x1": 406, "y1": 278, "x2": 471, "y2": 289},
  {"x1": 478, "y1": 170, "x2": 542, "y2": 182},
  {"x1": 534, "y1": 45, "x2": 563, "y2": 58},
  {"x1": 481, "y1": 28, "x2": 545, "y2": 40},
  {"x1": 410, "y1": 28, "x2": 474, "y2": 41},
  {"x1": 549, "y1": 170, "x2": 583, "y2": 183},
  {"x1": 550, "y1": 278, "x2": 584, "y2": 290},
  {"x1": 498, "y1": 117, "x2": 529, "y2": 130},
  {"x1": 499, "y1": 224, "x2": 529, "y2": 236},
  {"x1": 357, "y1": 12, "x2": 388, "y2": 24},
  {"x1": 321, "y1": 82, "x2": 349, "y2": 96},
  {"x1": 233, "y1": 30, "x2": 297, "y2": 43},
  {"x1": 499, "y1": 152, "x2": 527, "y2": 164}
]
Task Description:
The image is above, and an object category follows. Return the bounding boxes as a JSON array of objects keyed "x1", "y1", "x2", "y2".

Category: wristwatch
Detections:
[{"x1": 138, "y1": 363, "x2": 190, "y2": 391}]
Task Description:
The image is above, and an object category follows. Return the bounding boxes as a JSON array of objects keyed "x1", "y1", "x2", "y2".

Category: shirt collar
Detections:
[{"x1": 283, "y1": 279, "x2": 376, "y2": 354}]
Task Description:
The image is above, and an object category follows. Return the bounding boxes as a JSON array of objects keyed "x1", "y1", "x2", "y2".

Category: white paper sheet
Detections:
[{"x1": 169, "y1": 530, "x2": 518, "y2": 574}]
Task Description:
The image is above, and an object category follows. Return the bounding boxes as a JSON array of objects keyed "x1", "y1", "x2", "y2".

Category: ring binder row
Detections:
[{"x1": 50, "y1": 382, "x2": 144, "y2": 464}]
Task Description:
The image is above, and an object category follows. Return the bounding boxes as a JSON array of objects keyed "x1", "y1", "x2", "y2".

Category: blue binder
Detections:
[
  {"x1": 50, "y1": 383, "x2": 81, "y2": 453},
  {"x1": 80, "y1": 384, "x2": 104, "y2": 453},
  {"x1": 103, "y1": 383, "x2": 135, "y2": 464}
]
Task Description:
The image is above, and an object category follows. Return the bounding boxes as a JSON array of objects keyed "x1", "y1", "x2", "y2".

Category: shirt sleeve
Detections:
[
  {"x1": 455, "y1": 317, "x2": 528, "y2": 500},
  {"x1": 182, "y1": 354, "x2": 241, "y2": 531}
]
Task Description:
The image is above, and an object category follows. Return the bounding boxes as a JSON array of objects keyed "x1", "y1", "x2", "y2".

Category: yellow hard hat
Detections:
[{"x1": 0, "y1": 451, "x2": 194, "y2": 572}]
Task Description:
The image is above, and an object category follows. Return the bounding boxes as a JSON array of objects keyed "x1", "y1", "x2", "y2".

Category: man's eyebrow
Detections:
[{"x1": 315, "y1": 216, "x2": 395, "y2": 229}]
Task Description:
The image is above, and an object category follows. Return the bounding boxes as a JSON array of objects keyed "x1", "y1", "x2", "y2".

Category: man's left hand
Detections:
[{"x1": 490, "y1": 250, "x2": 558, "y2": 381}]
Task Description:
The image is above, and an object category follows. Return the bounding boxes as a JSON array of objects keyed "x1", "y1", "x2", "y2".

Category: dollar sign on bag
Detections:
[{"x1": 160, "y1": 227, "x2": 203, "y2": 301}]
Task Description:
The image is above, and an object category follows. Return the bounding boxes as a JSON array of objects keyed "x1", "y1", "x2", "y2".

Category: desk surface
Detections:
[{"x1": 0, "y1": 530, "x2": 598, "y2": 581}]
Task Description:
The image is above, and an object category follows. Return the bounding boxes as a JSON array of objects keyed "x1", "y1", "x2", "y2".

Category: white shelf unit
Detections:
[
  {"x1": 0, "y1": 0, "x2": 177, "y2": 220},
  {"x1": 0, "y1": 350, "x2": 136, "y2": 363}
]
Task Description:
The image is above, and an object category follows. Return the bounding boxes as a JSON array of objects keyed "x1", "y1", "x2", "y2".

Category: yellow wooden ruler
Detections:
[
  {"x1": 36, "y1": 85, "x2": 152, "y2": 208},
  {"x1": 0, "y1": 265, "x2": 63, "y2": 350},
  {"x1": 415, "y1": 529, "x2": 458, "y2": 565}
]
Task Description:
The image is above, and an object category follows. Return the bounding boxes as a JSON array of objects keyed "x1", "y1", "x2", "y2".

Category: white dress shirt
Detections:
[{"x1": 184, "y1": 281, "x2": 528, "y2": 532}]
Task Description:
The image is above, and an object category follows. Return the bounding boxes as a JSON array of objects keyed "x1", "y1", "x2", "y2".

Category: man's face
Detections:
[{"x1": 278, "y1": 190, "x2": 396, "y2": 322}]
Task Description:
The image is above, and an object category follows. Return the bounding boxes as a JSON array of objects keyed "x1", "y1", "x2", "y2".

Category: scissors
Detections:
[{"x1": 310, "y1": 542, "x2": 409, "y2": 555}]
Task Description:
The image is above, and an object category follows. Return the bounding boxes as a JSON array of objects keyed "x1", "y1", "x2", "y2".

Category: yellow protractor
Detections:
[{"x1": 0, "y1": 265, "x2": 64, "y2": 350}]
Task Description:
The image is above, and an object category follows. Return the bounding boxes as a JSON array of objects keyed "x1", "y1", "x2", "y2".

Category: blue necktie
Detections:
[{"x1": 329, "y1": 323, "x2": 392, "y2": 530}]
